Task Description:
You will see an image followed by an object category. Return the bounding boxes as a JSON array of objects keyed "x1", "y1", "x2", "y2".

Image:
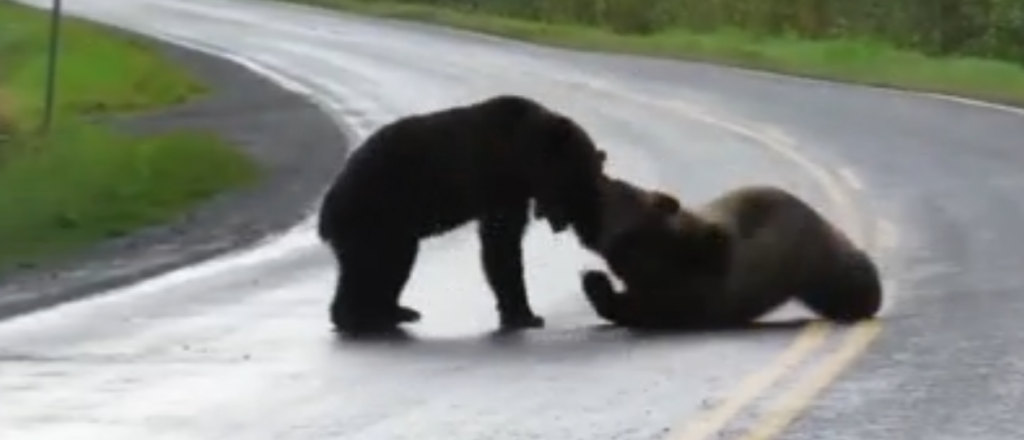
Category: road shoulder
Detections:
[{"x1": 0, "y1": 36, "x2": 347, "y2": 320}]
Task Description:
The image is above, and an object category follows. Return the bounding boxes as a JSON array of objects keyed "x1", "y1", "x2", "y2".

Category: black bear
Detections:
[
  {"x1": 318, "y1": 95, "x2": 608, "y2": 335},
  {"x1": 580, "y1": 182, "x2": 883, "y2": 330}
]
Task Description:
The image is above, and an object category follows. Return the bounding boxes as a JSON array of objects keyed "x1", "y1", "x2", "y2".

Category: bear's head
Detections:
[
  {"x1": 598, "y1": 186, "x2": 732, "y2": 293},
  {"x1": 520, "y1": 113, "x2": 608, "y2": 234}
]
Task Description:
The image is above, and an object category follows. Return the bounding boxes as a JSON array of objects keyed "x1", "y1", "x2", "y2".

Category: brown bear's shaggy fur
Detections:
[
  {"x1": 318, "y1": 95, "x2": 608, "y2": 335},
  {"x1": 581, "y1": 183, "x2": 883, "y2": 330},
  {"x1": 573, "y1": 176, "x2": 728, "y2": 297}
]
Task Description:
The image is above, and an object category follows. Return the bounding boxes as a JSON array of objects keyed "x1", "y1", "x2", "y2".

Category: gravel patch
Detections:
[{"x1": 0, "y1": 35, "x2": 348, "y2": 320}]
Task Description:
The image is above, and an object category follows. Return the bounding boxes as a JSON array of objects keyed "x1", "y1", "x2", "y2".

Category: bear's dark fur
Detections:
[
  {"x1": 317, "y1": 95, "x2": 608, "y2": 335},
  {"x1": 580, "y1": 183, "x2": 883, "y2": 330},
  {"x1": 572, "y1": 176, "x2": 724, "y2": 295}
]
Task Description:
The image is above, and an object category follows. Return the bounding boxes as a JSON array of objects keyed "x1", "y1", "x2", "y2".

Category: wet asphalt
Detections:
[{"x1": 3, "y1": 0, "x2": 1024, "y2": 439}]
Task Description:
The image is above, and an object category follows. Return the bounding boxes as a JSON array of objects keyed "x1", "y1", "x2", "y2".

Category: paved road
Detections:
[{"x1": 4, "y1": 0, "x2": 1024, "y2": 439}]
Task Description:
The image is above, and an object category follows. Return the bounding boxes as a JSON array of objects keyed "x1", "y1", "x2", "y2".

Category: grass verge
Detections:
[
  {"x1": 0, "y1": 0, "x2": 259, "y2": 270},
  {"x1": 286, "y1": 0, "x2": 1024, "y2": 107}
]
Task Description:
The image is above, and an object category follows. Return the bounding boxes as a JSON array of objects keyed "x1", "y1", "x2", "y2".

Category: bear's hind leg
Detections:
[
  {"x1": 376, "y1": 238, "x2": 423, "y2": 324},
  {"x1": 797, "y1": 251, "x2": 883, "y2": 323},
  {"x1": 330, "y1": 238, "x2": 422, "y2": 334}
]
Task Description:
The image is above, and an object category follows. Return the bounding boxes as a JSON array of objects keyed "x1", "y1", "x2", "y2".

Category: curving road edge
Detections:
[
  {"x1": 5, "y1": 0, "x2": 1024, "y2": 439},
  {"x1": 0, "y1": 25, "x2": 349, "y2": 321}
]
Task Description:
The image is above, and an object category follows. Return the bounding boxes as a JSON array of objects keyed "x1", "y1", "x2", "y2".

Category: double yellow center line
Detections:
[
  {"x1": 519, "y1": 75, "x2": 891, "y2": 440},
  {"x1": 653, "y1": 101, "x2": 889, "y2": 440}
]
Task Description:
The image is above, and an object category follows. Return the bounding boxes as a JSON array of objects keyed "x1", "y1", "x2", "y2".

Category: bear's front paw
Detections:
[
  {"x1": 499, "y1": 312, "x2": 546, "y2": 330},
  {"x1": 581, "y1": 270, "x2": 615, "y2": 296},
  {"x1": 331, "y1": 317, "x2": 400, "y2": 336},
  {"x1": 393, "y1": 305, "x2": 422, "y2": 323}
]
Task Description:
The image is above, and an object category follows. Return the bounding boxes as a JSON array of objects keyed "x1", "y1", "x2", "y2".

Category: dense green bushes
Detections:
[{"x1": 371, "y1": 0, "x2": 1024, "y2": 64}]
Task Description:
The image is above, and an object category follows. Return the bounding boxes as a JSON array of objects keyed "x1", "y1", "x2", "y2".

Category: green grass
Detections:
[
  {"x1": 0, "y1": 0, "x2": 259, "y2": 270},
  {"x1": 286, "y1": 0, "x2": 1024, "y2": 107}
]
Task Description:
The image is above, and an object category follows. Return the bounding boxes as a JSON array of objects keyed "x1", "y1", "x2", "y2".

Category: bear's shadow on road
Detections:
[{"x1": 327, "y1": 318, "x2": 825, "y2": 362}]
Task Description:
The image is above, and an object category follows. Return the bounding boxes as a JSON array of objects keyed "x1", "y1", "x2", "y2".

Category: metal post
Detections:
[{"x1": 41, "y1": 0, "x2": 64, "y2": 133}]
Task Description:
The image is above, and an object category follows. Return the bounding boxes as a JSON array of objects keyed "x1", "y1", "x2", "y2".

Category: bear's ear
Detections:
[{"x1": 647, "y1": 191, "x2": 681, "y2": 214}]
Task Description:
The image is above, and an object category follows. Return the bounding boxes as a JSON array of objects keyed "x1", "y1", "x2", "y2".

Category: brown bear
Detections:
[
  {"x1": 317, "y1": 95, "x2": 608, "y2": 335},
  {"x1": 571, "y1": 176, "x2": 723, "y2": 295},
  {"x1": 579, "y1": 182, "x2": 883, "y2": 330}
]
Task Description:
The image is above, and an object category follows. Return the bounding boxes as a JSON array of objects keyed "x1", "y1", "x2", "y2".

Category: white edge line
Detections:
[{"x1": 681, "y1": 58, "x2": 1024, "y2": 118}]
